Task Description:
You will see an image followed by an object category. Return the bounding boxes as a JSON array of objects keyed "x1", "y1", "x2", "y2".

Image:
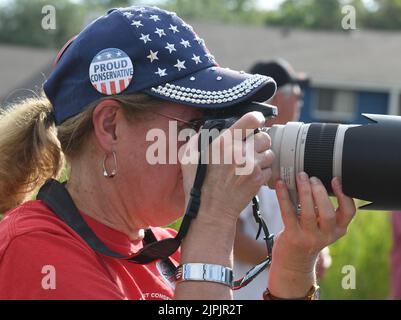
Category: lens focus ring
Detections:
[{"x1": 304, "y1": 124, "x2": 339, "y2": 193}]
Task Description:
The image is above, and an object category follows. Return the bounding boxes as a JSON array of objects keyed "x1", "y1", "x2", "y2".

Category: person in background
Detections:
[{"x1": 234, "y1": 59, "x2": 332, "y2": 300}]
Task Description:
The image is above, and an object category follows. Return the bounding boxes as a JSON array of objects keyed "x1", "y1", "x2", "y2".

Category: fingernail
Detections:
[
  {"x1": 310, "y1": 177, "x2": 320, "y2": 185},
  {"x1": 298, "y1": 172, "x2": 309, "y2": 182},
  {"x1": 333, "y1": 177, "x2": 342, "y2": 189}
]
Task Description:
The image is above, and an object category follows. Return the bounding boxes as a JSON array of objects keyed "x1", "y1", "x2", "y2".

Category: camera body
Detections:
[{"x1": 201, "y1": 101, "x2": 278, "y2": 129}]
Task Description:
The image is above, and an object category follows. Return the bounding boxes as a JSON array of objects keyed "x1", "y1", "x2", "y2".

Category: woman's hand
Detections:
[
  {"x1": 181, "y1": 111, "x2": 274, "y2": 225},
  {"x1": 268, "y1": 172, "x2": 356, "y2": 298},
  {"x1": 176, "y1": 111, "x2": 274, "y2": 299}
]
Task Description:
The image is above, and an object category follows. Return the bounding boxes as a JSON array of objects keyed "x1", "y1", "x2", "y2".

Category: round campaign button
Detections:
[{"x1": 89, "y1": 48, "x2": 134, "y2": 95}]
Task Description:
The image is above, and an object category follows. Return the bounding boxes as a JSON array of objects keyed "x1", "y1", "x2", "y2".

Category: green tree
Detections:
[
  {"x1": 265, "y1": 0, "x2": 401, "y2": 31},
  {"x1": 364, "y1": 0, "x2": 401, "y2": 29},
  {"x1": 265, "y1": 0, "x2": 343, "y2": 30},
  {"x1": 80, "y1": 0, "x2": 134, "y2": 11},
  {"x1": 163, "y1": 0, "x2": 265, "y2": 24},
  {"x1": 0, "y1": 0, "x2": 85, "y2": 48}
]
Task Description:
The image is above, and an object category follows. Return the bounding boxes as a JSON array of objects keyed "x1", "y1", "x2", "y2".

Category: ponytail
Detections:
[
  {"x1": 0, "y1": 92, "x2": 162, "y2": 214},
  {"x1": 0, "y1": 96, "x2": 64, "y2": 213}
]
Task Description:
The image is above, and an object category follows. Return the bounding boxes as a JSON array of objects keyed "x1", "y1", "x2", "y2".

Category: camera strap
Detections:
[
  {"x1": 37, "y1": 179, "x2": 177, "y2": 264},
  {"x1": 36, "y1": 120, "x2": 274, "y2": 290}
]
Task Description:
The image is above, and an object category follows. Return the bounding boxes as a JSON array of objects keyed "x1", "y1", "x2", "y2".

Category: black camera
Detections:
[{"x1": 201, "y1": 102, "x2": 401, "y2": 211}]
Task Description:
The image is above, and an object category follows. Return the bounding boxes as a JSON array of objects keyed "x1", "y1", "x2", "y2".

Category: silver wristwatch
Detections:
[{"x1": 175, "y1": 263, "x2": 234, "y2": 288}]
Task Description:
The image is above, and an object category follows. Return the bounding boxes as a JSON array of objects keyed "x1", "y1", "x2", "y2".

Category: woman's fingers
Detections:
[
  {"x1": 253, "y1": 131, "x2": 271, "y2": 153},
  {"x1": 309, "y1": 177, "x2": 336, "y2": 234},
  {"x1": 229, "y1": 112, "x2": 266, "y2": 141},
  {"x1": 276, "y1": 180, "x2": 298, "y2": 231},
  {"x1": 259, "y1": 167, "x2": 273, "y2": 185},
  {"x1": 332, "y1": 177, "x2": 356, "y2": 230},
  {"x1": 275, "y1": 175, "x2": 356, "y2": 260},
  {"x1": 296, "y1": 173, "x2": 319, "y2": 233},
  {"x1": 255, "y1": 149, "x2": 275, "y2": 170}
]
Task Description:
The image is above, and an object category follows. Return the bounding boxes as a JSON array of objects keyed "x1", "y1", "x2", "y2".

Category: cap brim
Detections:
[{"x1": 143, "y1": 66, "x2": 277, "y2": 109}]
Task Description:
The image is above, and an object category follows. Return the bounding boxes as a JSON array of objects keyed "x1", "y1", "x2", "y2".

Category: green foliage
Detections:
[
  {"x1": 0, "y1": 0, "x2": 86, "y2": 48},
  {"x1": 320, "y1": 209, "x2": 391, "y2": 299},
  {"x1": 364, "y1": 0, "x2": 401, "y2": 29},
  {"x1": 163, "y1": 0, "x2": 266, "y2": 24},
  {"x1": 265, "y1": 0, "x2": 342, "y2": 30},
  {"x1": 167, "y1": 218, "x2": 182, "y2": 231},
  {"x1": 265, "y1": 0, "x2": 401, "y2": 30}
]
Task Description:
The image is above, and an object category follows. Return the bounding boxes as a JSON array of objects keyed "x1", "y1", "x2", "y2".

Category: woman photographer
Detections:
[{"x1": 0, "y1": 6, "x2": 355, "y2": 299}]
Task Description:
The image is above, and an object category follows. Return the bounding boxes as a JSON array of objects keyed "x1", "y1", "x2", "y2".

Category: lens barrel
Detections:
[{"x1": 268, "y1": 114, "x2": 401, "y2": 210}]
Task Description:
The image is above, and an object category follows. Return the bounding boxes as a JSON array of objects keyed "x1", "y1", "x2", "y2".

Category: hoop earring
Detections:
[{"x1": 103, "y1": 151, "x2": 118, "y2": 178}]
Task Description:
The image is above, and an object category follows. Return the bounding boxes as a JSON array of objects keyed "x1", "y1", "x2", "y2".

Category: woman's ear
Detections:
[{"x1": 92, "y1": 99, "x2": 123, "y2": 152}]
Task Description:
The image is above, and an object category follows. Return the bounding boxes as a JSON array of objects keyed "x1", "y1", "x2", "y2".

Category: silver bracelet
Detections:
[{"x1": 175, "y1": 263, "x2": 234, "y2": 288}]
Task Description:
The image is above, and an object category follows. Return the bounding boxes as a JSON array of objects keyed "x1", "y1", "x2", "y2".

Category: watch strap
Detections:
[
  {"x1": 263, "y1": 285, "x2": 320, "y2": 300},
  {"x1": 175, "y1": 263, "x2": 233, "y2": 288}
]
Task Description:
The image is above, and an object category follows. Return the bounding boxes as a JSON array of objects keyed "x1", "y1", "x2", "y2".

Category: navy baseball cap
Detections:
[{"x1": 44, "y1": 6, "x2": 277, "y2": 125}]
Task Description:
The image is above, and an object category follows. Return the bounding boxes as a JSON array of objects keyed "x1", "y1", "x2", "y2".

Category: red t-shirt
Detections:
[{"x1": 0, "y1": 200, "x2": 180, "y2": 300}]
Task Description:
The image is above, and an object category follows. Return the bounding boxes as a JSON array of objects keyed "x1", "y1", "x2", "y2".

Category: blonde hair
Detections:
[{"x1": 0, "y1": 93, "x2": 161, "y2": 214}]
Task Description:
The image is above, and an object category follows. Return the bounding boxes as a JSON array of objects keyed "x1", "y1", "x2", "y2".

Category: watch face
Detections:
[{"x1": 156, "y1": 260, "x2": 176, "y2": 289}]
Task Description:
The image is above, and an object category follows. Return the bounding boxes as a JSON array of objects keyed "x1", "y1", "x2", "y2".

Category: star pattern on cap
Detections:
[
  {"x1": 169, "y1": 24, "x2": 179, "y2": 33},
  {"x1": 165, "y1": 42, "x2": 176, "y2": 54},
  {"x1": 194, "y1": 35, "x2": 205, "y2": 45},
  {"x1": 123, "y1": 11, "x2": 134, "y2": 18},
  {"x1": 205, "y1": 53, "x2": 215, "y2": 62},
  {"x1": 174, "y1": 59, "x2": 186, "y2": 71},
  {"x1": 131, "y1": 20, "x2": 143, "y2": 28},
  {"x1": 147, "y1": 50, "x2": 159, "y2": 63},
  {"x1": 181, "y1": 22, "x2": 194, "y2": 31},
  {"x1": 155, "y1": 67, "x2": 167, "y2": 77},
  {"x1": 139, "y1": 33, "x2": 152, "y2": 44},
  {"x1": 180, "y1": 39, "x2": 191, "y2": 48},
  {"x1": 120, "y1": 6, "x2": 220, "y2": 84},
  {"x1": 149, "y1": 14, "x2": 160, "y2": 22},
  {"x1": 154, "y1": 27, "x2": 166, "y2": 37},
  {"x1": 191, "y1": 54, "x2": 202, "y2": 64},
  {"x1": 146, "y1": 50, "x2": 159, "y2": 63}
]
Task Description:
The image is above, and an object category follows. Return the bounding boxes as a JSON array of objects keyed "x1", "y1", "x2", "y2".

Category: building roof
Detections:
[
  {"x1": 0, "y1": 45, "x2": 55, "y2": 104},
  {"x1": 193, "y1": 22, "x2": 401, "y2": 90},
  {"x1": 1, "y1": 23, "x2": 401, "y2": 104}
]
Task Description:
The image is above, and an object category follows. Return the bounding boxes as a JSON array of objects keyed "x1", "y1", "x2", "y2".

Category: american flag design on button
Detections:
[{"x1": 89, "y1": 48, "x2": 133, "y2": 95}]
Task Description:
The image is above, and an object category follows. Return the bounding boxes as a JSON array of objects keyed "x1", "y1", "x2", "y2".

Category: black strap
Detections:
[
  {"x1": 175, "y1": 124, "x2": 210, "y2": 240},
  {"x1": 233, "y1": 196, "x2": 274, "y2": 289}
]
